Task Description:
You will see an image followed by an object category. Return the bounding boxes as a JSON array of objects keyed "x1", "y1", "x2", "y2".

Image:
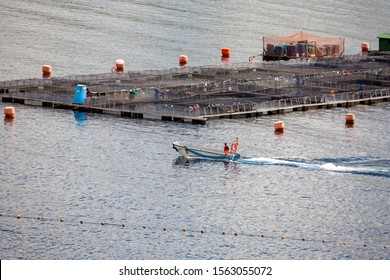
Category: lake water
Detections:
[{"x1": 0, "y1": 0, "x2": 390, "y2": 260}]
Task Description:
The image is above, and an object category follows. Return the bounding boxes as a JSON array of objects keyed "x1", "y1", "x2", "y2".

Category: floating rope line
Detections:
[{"x1": 1, "y1": 213, "x2": 388, "y2": 250}]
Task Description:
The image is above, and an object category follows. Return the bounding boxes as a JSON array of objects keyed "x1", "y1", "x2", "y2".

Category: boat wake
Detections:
[{"x1": 236, "y1": 156, "x2": 390, "y2": 178}]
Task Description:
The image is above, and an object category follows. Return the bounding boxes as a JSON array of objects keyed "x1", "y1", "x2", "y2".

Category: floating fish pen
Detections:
[
  {"x1": 263, "y1": 31, "x2": 345, "y2": 62},
  {"x1": 1, "y1": 55, "x2": 389, "y2": 123}
]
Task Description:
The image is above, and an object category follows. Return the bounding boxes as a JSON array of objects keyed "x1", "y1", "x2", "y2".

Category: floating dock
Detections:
[
  {"x1": 1, "y1": 54, "x2": 390, "y2": 124},
  {"x1": 2, "y1": 90, "x2": 389, "y2": 125}
]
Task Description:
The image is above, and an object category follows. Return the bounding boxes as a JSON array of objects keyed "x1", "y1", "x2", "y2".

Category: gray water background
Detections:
[{"x1": 0, "y1": 0, "x2": 389, "y2": 259}]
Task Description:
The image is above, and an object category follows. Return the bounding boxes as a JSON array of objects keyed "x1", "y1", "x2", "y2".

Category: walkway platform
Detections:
[
  {"x1": 1, "y1": 56, "x2": 390, "y2": 124},
  {"x1": 2, "y1": 94, "x2": 389, "y2": 125}
]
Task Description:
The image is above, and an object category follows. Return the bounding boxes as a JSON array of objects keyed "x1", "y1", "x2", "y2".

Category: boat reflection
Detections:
[{"x1": 173, "y1": 156, "x2": 239, "y2": 171}]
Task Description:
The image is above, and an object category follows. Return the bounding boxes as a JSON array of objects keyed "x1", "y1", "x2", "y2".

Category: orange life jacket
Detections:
[{"x1": 224, "y1": 145, "x2": 229, "y2": 155}]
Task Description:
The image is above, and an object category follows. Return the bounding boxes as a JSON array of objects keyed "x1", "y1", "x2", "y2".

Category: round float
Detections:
[
  {"x1": 221, "y1": 47, "x2": 230, "y2": 58},
  {"x1": 179, "y1": 55, "x2": 188, "y2": 65},
  {"x1": 42, "y1": 65, "x2": 52, "y2": 78},
  {"x1": 115, "y1": 59, "x2": 125, "y2": 71},
  {"x1": 361, "y1": 42, "x2": 369, "y2": 53},
  {"x1": 4, "y1": 106, "x2": 15, "y2": 118},
  {"x1": 345, "y1": 113, "x2": 355, "y2": 124},
  {"x1": 274, "y1": 120, "x2": 284, "y2": 132}
]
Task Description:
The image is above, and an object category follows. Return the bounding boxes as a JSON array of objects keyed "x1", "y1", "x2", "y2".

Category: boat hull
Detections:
[{"x1": 172, "y1": 141, "x2": 240, "y2": 161}]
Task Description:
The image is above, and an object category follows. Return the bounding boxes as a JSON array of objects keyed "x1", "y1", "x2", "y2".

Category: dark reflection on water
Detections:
[
  {"x1": 4, "y1": 116, "x2": 15, "y2": 126},
  {"x1": 73, "y1": 111, "x2": 87, "y2": 125}
]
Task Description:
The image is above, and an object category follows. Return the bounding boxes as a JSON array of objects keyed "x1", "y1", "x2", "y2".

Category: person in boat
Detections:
[
  {"x1": 230, "y1": 137, "x2": 239, "y2": 156},
  {"x1": 224, "y1": 143, "x2": 229, "y2": 155}
]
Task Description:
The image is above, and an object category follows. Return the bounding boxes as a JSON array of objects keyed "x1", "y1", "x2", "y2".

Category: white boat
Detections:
[{"x1": 172, "y1": 141, "x2": 241, "y2": 161}]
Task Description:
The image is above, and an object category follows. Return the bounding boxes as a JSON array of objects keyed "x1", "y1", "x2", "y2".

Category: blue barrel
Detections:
[
  {"x1": 275, "y1": 44, "x2": 287, "y2": 56},
  {"x1": 298, "y1": 43, "x2": 307, "y2": 55},
  {"x1": 73, "y1": 84, "x2": 87, "y2": 104},
  {"x1": 295, "y1": 75, "x2": 301, "y2": 86}
]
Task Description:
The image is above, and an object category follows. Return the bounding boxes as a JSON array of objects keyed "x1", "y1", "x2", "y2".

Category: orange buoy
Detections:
[
  {"x1": 274, "y1": 120, "x2": 284, "y2": 132},
  {"x1": 345, "y1": 113, "x2": 355, "y2": 124},
  {"x1": 221, "y1": 47, "x2": 230, "y2": 58},
  {"x1": 42, "y1": 65, "x2": 52, "y2": 74},
  {"x1": 115, "y1": 59, "x2": 125, "y2": 71},
  {"x1": 4, "y1": 106, "x2": 15, "y2": 118},
  {"x1": 42, "y1": 65, "x2": 52, "y2": 78},
  {"x1": 179, "y1": 55, "x2": 188, "y2": 65},
  {"x1": 361, "y1": 42, "x2": 369, "y2": 53}
]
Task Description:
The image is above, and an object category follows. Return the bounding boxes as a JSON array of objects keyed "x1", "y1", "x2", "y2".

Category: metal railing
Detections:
[
  {"x1": 258, "y1": 88, "x2": 390, "y2": 110},
  {"x1": 1, "y1": 87, "x2": 389, "y2": 118},
  {"x1": 2, "y1": 60, "x2": 389, "y2": 119},
  {"x1": 2, "y1": 61, "x2": 388, "y2": 90}
]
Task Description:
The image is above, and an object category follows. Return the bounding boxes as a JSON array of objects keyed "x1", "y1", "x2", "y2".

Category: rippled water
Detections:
[
  {"x1": 1, "y1": 0, "x2": 390, "y2": 260},
  {"x1": 0, "y1": 0, "x2": 389, "y2": 80},
  {"x1": 1, "y1": 102, "x2": 389, "y2": 259}
]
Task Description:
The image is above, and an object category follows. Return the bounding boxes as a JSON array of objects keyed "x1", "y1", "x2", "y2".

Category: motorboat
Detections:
[{"x1": 172, "y1": 141, "x2": 241, "y2": 161}]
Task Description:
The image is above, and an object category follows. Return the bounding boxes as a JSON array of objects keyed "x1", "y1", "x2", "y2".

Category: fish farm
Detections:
[{"x1": 1, "y1": 52, "x2": 390, "y2": 124}]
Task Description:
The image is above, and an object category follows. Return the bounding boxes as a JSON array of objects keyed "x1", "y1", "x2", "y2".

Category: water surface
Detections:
[{"x1": 1, "y1": 103, "x2": 389, "y2": 259}]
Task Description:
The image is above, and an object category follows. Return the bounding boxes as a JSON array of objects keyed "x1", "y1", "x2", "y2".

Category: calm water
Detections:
[
  {"x1": 0, "y1": 0, "x2": 390, "y2": 260},
  {"x1": 0, "y1": 0, "x2": 389, "y2": 80},
  {"x1": 1, "y1": 103, "x2": 389, "y2": 259}
]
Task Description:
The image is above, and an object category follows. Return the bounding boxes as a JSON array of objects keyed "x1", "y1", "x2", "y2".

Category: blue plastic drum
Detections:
[{"x1": 73, "y1": 84, "x2": 87, "y2": 104}]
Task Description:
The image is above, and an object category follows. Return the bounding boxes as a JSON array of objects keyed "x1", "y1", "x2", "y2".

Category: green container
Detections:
[
  {"x1": 130, "y1": 90, "x2": 140, "y2": 95},
  {"x1": 378, "y1": 33, "x2": 390, "y2": 52},
  {"x1": 308, "y1": 46, "x2": 316, "y2": 55}
]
